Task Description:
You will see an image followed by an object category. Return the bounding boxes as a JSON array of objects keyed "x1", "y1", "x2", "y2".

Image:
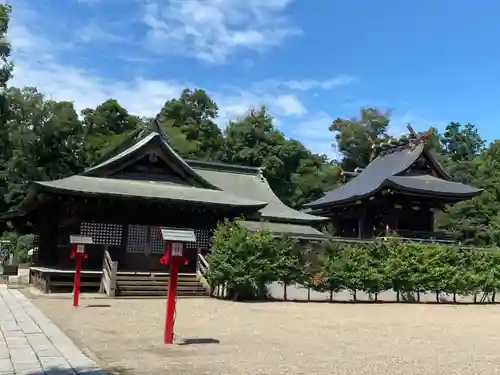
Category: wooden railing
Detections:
[
  {"x1": 196, "y1": 252, "x2": 212, "y2": 295},
  {"x1": 197, "y1": 252, "x2": 228, "y2": 298},
  {"x1": 100, "y1": 249, "x2": 118, "y2": 297}
]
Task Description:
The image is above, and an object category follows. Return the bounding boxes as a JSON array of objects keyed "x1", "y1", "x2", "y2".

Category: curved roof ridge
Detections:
[
  {"x1": 80, "y1": 132, "x2": 220, "y2": 190},
  {"x1": 186, "y1": 159, "x2": 262, "y2": 175},
  {"x1": 192, "y1": 164, "x2": 328, "y2": 224},
  {"x1": 304, "y1": 143, "x2": 424, "y2": 208}
]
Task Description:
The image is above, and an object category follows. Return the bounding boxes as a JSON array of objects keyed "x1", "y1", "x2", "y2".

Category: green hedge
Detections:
[
  {"x1": 207, "y1": 220, "x2": 500, "y2": 302},
  {"x1": 315, "y1": 239, "x2": 500, "y2": 302}
]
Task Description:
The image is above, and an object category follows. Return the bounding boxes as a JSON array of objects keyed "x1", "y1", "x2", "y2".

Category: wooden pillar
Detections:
[{"x1": 357, "y1": 216, "x2": 364, "y2": 238}]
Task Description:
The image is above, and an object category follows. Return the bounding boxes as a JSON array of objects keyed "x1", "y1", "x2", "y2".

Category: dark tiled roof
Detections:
[
  {"x1": 12, "y1": 131, "x2": 325, "y2": 226},
  {"x1": 239, "y1": 220, "x2": 326, "y2": 241},
  {"x1": 34, "y1": 176, "x2": 267, "y2": 208},
  {"x1": 387, "y1": 175, "x2": 480, "y2": 196},
  {"x1": 305, "y1": 142, "x2": 482, "y2": 208},
  {"x1": 188, "y1": 160, "x2": 327, "y2": 224},
  {"x1": 82, "y1": 132, "x2": 218, "y2": 189}
]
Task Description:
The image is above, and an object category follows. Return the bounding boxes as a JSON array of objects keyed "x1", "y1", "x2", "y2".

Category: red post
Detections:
[
  {"x1": 164, "y1": 259, "x2": 179, "y2": 344},
  {"x1": 73, "y1": 256, "x2": 82, "y2": 307}
]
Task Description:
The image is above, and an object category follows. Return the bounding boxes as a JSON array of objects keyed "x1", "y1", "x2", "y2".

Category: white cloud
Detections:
[
  {"x1": 289, "y1": 112, "x2": 338, "y2": 158},
  {"x1": 280, "y1": 76, "x2": 357, "y2": 91},
  {"x1": 7, "y1": 0, "x2": 353, "y2": 156},
  {"x1": 390, "y1": 110, "x2": 446, "y2": 136},
  {"x1": 78, "y1": 22, "x2": 125, "y2": 44},
  {"x1": 140, "y1": 0, "x2": 300, "y2": 63}
]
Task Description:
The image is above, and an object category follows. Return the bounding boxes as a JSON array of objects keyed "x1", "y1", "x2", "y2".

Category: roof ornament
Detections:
[
  {"x1": 258, "y1": 167, "x2": 266, "y2": 182},
  {"x1": 147, "y1": 115, "x2": 167, "y2": 140}
]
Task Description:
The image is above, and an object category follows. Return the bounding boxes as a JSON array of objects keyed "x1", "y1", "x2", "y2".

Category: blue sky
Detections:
[{"x1": 9, "y1": 0, "x2": 500, "y2": 156}]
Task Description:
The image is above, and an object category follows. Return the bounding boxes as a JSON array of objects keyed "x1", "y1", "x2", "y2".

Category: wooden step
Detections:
[
  {"x1": 115, "y1": 295, "x2": 208, "y2": 299},
  {"x1": 118, "y1": 289, "x2": 207, "y2": 296},
  {"x1": 115, "y1": 276, "x2": 197, "y2": 282},
  {"x1": 51, "y1": 281, "x2": 100, "y2": 287},
  {"x1": 117, "y1": 280, "x2": 201, "y2": 286},
  {"x1": 117, "y1": 285, "x2": 206, "y2": 291}
]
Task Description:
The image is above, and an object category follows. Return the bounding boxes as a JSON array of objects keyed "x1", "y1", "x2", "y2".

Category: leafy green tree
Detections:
[
  {"x1": 357, "y1": 240, "x2": 389, "y2": 300},
  {"x1": 437, "y1": 140, "x2": 500, "y2": 246},
  {"x1": 318, "y1": 239, "x2": 347, "y2": 301},
  {"x1": 290, "y1": 157, "x2": 341, "y2": 208},
  {"x1": 81, "y1": 99, "x2": 142, "y2": 166},
  {"x1": 0, "y1": 5, "x2": 14, "y2": 213},
  {"x1": 157, "y1": 88, "x2": 224, "y2": 161},
  {"x1": 441, "y1": 122, "x2": 485, "y2": 162},
  {"x1": 419, "y1": 245, "x2": 457, "y2": 302},
  {"x1": 208, "y1": 220, "x2": 276, "y2": 300},
  {"x1": 273, "y1": 234, "x2": 304, "y2": 301},
  {"x1": 223, "y1": 106, "x2": 333, "y2": 207},
  {"x1": 329, "y1": 108, "x2": 390, "y2": 171},
  {"x1": 5, "y1": 87, "x2": 83, "y2": 207},
  {"x1": 341, "y1": 244, "x2": 365, "y2": 301},
  {"x1": 384, "y1": 240, "x2": 419, "y2": 301},
  {"x1": 0, "y1": 231, "x2": 34, "y2": 263}
]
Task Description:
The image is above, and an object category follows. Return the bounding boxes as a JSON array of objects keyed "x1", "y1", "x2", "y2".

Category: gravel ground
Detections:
[{"x1": 24, "y1": 290, "x2": 500, "y2": 375}]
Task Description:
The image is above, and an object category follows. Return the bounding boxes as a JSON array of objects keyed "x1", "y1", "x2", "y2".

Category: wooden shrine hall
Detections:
[
  {"x1": 304, "y1": 128, "x2": 482, "y2": 242},
  {"x1": 0, "y1": 131, "x2": 326, "y2": 296}
]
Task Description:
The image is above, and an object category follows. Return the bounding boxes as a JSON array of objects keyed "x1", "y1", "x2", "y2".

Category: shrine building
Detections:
[
  {"x1": 304, "y1": 130, "x2": 482, "y2": 242},
  {"x1": 1, "y1": 131, "x2": 326, "y2": 296}
]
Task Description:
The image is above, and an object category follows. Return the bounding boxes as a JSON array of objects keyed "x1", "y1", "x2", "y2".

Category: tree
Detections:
[
  {"x1": 329, "y1": 108, "x2": 390, "y2": 171},
  {"x1": 5, "y1": 87, "x2": 83, "y2": 207},
  {"x1": 81, "y1": 99, "x2": 142, "y2": 166},
  {"x1": 384, "y1": 240, "x2": 420, "y2": 302},
  {"x1": 441, "y1": 122, "x2": 485, "y2": 162},
  {"x1": 0, "y1": 4, "x2": 14, "y2": 213},
  {"x1": 223, "y1": 107, "x2": 333, "y2": 207},
  {"x1": 208, "y1": 220, "x2": 276, "y2": 300},
  {"x1": 157, "y1": 88, "x2": 224, "y2": 161},
  {"x1": 437, "y1": 140, "x2": 500, "y2": 246},
  {"x1": 290, "y1": 156, "x2": 341, "y2": 208},
  {"x1": 273, "y1": 234, "x2": 304, "y2": 301},
  {"x1": 318, "y1": 239, "x2": 347, "y2": 301}
]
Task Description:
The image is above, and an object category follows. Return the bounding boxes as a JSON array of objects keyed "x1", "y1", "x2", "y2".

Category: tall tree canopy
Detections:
[
  {"x1": 156, "y1": 88, "x2": 224, "y2": 161},
  {"x1": 81, "y1": 99, "x2": 142, "y2": 166},
  {"x1": 329, "y1": 108, "x2": 390, "y2": 171},
  {"x1": 1, "y1": 1, "x2": 500, "y2": 248}
]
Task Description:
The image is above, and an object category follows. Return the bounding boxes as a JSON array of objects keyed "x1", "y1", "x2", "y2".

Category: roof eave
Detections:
[
  {"x1": 250, "y1": 212, "x2": 330, "y2": 225},
  {"x1": 384, "y1": 179, "x2": 484, "y2": 200},
  {"x1": 33, "y1": 181, "x2": 268, "y2": 210}
]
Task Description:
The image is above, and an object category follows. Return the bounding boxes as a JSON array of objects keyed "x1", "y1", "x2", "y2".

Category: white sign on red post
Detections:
[{"x1": 171, "y1": 242, "x2": 183, "y2": 257}]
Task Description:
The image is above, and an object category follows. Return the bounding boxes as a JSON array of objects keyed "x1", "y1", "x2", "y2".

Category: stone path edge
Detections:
[{"x1": 0, "y1": 286, "x2": 110, "y2": 375}]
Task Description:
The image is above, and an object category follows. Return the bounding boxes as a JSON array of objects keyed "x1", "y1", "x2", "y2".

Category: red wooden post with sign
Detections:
[
  {"x1": 158, "y1": 228, "x2": 197, "y2": 344},
  {"x1": 69, "y1": 235, "x2": 93, "y2": 308}
]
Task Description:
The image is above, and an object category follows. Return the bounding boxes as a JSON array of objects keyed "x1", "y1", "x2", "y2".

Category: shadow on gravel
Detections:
[
  {"x1": 23, "y1": 366, "x2": 134, "y2": 375},
  {"x1": 178, "y1": 337, "x2": 221, "y2": 345}
]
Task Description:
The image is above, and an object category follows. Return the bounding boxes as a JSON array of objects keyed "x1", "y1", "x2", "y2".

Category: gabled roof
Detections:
[
  {"x1": 82, "y1": 132, "x2": 218, "y2": 189},
  {"x1": 33, "y1": 176, "x2": 267, "y2": 208},
  {"x1": 3, "y1": 131, "x2": 326, "y2": 233},
  {"x1": 84, "y1": 130, "x2": 325, "y2": 223},
  {"x1": 305, "y1": 141, "x2": 482, "y2": 209},
  {"x1": 188, "y1": 160, "x2": 327, "y2": 224}
]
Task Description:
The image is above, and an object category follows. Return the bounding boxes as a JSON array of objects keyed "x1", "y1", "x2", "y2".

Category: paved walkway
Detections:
[{"x1": 0, "y1": 286, "x2": 109, "y2": 375}]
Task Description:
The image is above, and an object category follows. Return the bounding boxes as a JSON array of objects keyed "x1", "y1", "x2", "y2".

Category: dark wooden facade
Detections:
[
  {"x1": 4, "y1": 131, "x2": 325, "y2": 275},
  {"x1": 28, "y1": 194, "x2": 244, "y2": 273},
  {"x1": 305, "y1": 133, "x2": 482, "y2": 242}
]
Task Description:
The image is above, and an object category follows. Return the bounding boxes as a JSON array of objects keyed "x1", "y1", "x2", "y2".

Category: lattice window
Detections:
[
  {"x1": 150, "y1": 226, "x2": 164, "y2": 254},
  {"x1": 126, "y1": 226, "x2": 212, "y2": 254},
  {"x1": 80, "y1": 222, "x2": 123, "y2": 245},
  {"x1": 126, "y1": 225, "x2": 148, "y2": 253},
  {"x1": 187, "y1": 229, "x2": 211, "y2": 250}
]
